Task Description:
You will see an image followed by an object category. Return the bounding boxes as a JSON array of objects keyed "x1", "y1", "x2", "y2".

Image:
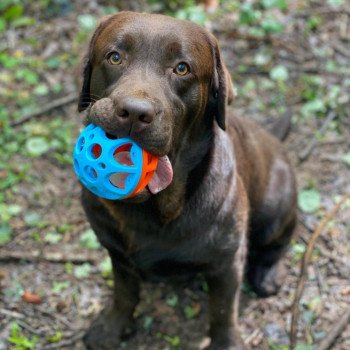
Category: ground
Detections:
[{"x1": 0, "y1": 1, "x2": 349, "y2": 350}]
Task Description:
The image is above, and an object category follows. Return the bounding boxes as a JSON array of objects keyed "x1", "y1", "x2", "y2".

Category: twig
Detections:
[
  {"x1": 298, "y1": 111, "x2": 337, "y2": 162},
  {"x1": 289, "y1": 191, "x2": 350, "y2": 350},
  {"x1": 10, "y1": 93, "x2": 78, "y2": 127},
  {"x1": 38, "y1": 330, "x2": 84, "y2": 350},
  {"x1": 0, "y1": 249, "x2": 100, "y2": 264},
  {"x1": 318, "y1": 308, "x2": 350, "y2": 350},
  {"x1": 36, "y1": 307, "x2": 76, "y2": 330},
  {"x1": 320, "y1": 136, "x2": 350, "y2": 146},
  {"x1": 17, "y1": 320, "x2": 45, "y2": 336},
  {"x1": 0, "y1": 308, "x2": 25, "y2": 319},
  {"x1": 296, "y1": 6, "x2": 350, "y2": 17}
]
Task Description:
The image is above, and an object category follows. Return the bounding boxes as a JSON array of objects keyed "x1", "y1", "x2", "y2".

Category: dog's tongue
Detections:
[{"x1": 148, "y1": 156, "x2": 173, "y2": 194}]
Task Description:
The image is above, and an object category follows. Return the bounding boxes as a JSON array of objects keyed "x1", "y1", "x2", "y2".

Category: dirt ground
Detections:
[{"x1": 0, "y1": 1, "x2": 349, "y2": 350}]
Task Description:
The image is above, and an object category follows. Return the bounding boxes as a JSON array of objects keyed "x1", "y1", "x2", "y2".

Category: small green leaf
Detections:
[
  {"x1": 342, "y1": 152, "x2": 350, "y2": 166},
  {"x1": 52, "y1": 281, "x2": 70, "y2": 293},
  {"x1": 15, "y1": 69, "x2": 39, "y2": 85},
  {"x1": 44, "y1": 232, "x2": 62, "y2": 244},
  {"x1": 64, "y1": 262, "x2": 73, "y2": 274},
  {"x1": 293, "y1": 243, "x2": 306, "y2": 254},
  {"x1": 80, "y1": 229, "x2": 100, "y2": 250},
  {"x1": 301, "y1": 99, "x2": 326, "y2": 118},
  {"x1": 4, "y1": 4, "x2": 24, "y2": 21},
  {"x1": 254, "y1": 52, "x2": 271, "y2": 66},
  {"x1": 46, "y1": 56, "x2": 61, "y2": 69},
  {"x1": 166, "y1": 295, "x2": 178, "y2": 307},
  {"x1": 24, "y1": 212, "x2": 41, "y2": 227},
  {"x1": 74, "y1": 263, "x2": 92, "y2": 279},
  {"x1": 0, "y1": 224, "x2": 12, "y2": 245},
  {"x1": 298, "y1": 189, "x2": 321, "y2": 214},
  {"x1": 261, "y1": 0, "x2": 287, "y2": 10},
  {"x1": 57, "y1": 223, "x2": 73, "y2": 234},
  {"x1": 239, "y1": 4, "x2": 261, "y2": 25},
  {"x1": 184, "y1": 304, "x2": 201, "y2": 319},
  {"x1": 12, "y1": 16, "x2": 36, "y2": 28},
  {"x1": 7, "y1": 204, "x2": 22, "y2": 216},
  {"x1": 293, "y1": 344, "x2": 314, "y2": 350},
  {"x1": 26, "y1": 137, "x2": 50, "y2": 157},
  {"x1": 33, "y1": 84, "x2": 49, "y2": 96},
  {"x1": 163, "y1": 335, "x2": 181, "y2": 346},
  {"x1": 98, "y1": 256, "x2": 112, "y2": 278},
  {"x1": 327, "y1": 0, "x2": 344, "y2": 7},
  {"x1": 0, "y1": 18, "x2": 6, "y2": 32},
  {"x1": 270, "y1": 65, "x2": 289, "y2": 81},
  {"x1": 143, "y1": 316, "x2": 153, "y2": 330},
  {"x1": 8, "y1": 321, "x2": 38, "y2": 349},
  {"x1": 307, "y1": 16, "x2": 322, "y2": 30},
  {"x1": 47, "y1": 330, "x2": 63, "y2": 343},
  {"x1": 261, "y1": 17, "x2": 284, "y2": 34},
  {"x1": 78, "y1": 14, "x2": 97, "y2": 31}
]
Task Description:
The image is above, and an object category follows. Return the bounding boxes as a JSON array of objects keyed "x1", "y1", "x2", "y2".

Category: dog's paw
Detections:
[
  {"x1": 205, "y1": 343, "x2": 246, "y2": 350},
  {"x1": 83, "y1": 309, "x2": 135, "y2": 350},
  {"x1": 204, "y1": 334, "x2": 247, "y2": 350},
  {"x1": 247, "y1": 260, "x2": 286, "y2": 297}
]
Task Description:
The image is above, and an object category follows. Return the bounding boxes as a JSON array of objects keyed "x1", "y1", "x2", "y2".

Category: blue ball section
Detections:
[{"x1": 73, "y1": 124, "x2": 143, "y2": 200}]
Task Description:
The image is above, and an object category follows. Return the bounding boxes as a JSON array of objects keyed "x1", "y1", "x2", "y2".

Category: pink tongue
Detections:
[{"x1": 148, "y1": 156, "x2": 173, "y2": 194}]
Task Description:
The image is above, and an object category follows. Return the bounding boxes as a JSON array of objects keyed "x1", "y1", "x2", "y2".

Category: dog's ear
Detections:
[
  {"x1": 209, "y1": 35, "x2": 234, "y2": 130},
  {"x1": 78, "y1": 15, "x2": 113, "y2": 112}
]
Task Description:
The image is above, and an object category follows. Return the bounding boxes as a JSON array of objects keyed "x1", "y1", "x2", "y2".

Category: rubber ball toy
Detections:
[{"x1": 73, "y1": 124, "x2": 158, "y2": 200}]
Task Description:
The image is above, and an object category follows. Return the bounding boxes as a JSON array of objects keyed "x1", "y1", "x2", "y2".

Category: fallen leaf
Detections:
[
  {"x1": 22, "y1": 291, "x2": 42, "y2": 304},
  {"x1": 340, "y1": 286, "x2": 350, "y2": 296}
]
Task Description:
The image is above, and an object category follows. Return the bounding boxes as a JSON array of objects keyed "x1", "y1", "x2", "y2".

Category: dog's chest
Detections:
[{"x1": 110, "y1": 204, "x2": 221, "y2": 280}]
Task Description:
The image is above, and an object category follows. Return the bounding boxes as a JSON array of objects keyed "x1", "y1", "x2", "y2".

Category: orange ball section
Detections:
[{"x1": 129, "y1": 150, "x2": 158, "y2": 196}]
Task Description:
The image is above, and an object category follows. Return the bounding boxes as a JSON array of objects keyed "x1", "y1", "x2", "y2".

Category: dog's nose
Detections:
[{"x1": 116, "y1": 98, "x2": 156, "y2": 130}]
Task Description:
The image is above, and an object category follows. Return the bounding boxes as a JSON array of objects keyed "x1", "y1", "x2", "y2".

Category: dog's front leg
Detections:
[
  {"x1": 81, "y1": 190, "x2": 140, "y2": 349},
  {"x1": 206, "y1": 244, "x2": 247, "y2": 350},
  {"x1": 84, "y1": 249, "x2": 140, "y2": 350}
]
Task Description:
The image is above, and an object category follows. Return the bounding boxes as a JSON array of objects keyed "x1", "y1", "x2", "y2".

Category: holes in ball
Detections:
[
  {"x1": 89, "y1": 133, "x2": 95, "y2": 140},
  {"x1": 84, "y1": 165, "x2": 98, "y2": 181},
  {"x1": 113, "y1": 144, "x2": 134, "y2": 166},
  {"x1": 110, "y1": 172, "x2": 129, "y2": 189},
  {"x1": 91, "y1": 144, "x2": 102, "y2": 159},
  {"x1": 98, "y1": 163, "x2": 106, "y2": 169},
  {"x1": 106, "y1": 133, "x2": 118, "y2": 140},
  {"x1": 76, "y1": 137, "x2": 85, "y2": 153}
]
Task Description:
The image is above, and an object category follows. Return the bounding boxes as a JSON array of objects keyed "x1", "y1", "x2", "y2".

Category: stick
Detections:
[
  {"x1": 289, "y1": 192, "x2": 350, "y2": 350},
  {"x1": 318, "y1": 308, "x2": 350, "y2": 350},
  {"x1": 0, "y1": 308, "x2": 25, "y2": 319},
  {"x1": 10, "y1": 93, "x2": 78, "y2": 127},
  {"x1": 298, "y1": 111, "x2": 337, "y2": 162},
  {"x1": 0, "y1": 249, "x2": 100, "y2": 264}
]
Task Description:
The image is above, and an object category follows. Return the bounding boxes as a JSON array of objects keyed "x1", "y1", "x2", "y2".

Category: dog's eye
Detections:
[
  {"x1": 108, "y1": 52, "x2": 122, "y2": 65},
  {"x1": 174, "y1": 62, "x2": 189, "y2": 76}
]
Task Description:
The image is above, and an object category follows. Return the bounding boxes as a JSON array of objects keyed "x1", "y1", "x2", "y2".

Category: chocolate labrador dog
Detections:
[{"x1": 78, "y1": 11, "x2": 297, "y2": 350}]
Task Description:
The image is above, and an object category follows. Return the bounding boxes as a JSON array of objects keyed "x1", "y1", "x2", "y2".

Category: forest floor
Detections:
[{"x1": 0, "y1": 1, "x2": 349, "y2": 350}]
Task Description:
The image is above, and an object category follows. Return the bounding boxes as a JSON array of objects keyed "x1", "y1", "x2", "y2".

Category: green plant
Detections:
[{"x1": 8, "y1": 322, "x2": 38, "y2": 350}]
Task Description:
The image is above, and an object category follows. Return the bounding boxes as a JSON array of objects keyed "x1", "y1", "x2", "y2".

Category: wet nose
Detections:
[{"x1": 116, "y1": 98, "x2": 156, "y2": 130}]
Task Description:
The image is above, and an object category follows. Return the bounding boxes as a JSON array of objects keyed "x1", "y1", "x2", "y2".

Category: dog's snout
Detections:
[{"x1": 116, "y1": 98, "x2": 156, "y2": 127}]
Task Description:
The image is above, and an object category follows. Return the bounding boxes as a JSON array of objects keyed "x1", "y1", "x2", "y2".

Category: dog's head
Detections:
[{"x1": 78, "y1": 12, "x2": 233, "y2": 198}]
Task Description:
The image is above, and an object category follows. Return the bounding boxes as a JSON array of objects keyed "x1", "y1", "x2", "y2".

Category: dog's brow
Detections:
[{"x1": 113, "y1": 32, "x2": 136, "y2": 51}]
